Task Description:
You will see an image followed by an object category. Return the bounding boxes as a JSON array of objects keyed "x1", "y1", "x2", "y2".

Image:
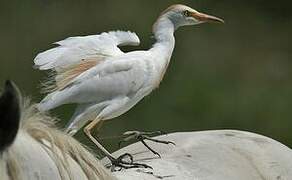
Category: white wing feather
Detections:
[
  {"x1": 38, "y1": 58, "x2": 148, "y2": 111},
  {"x1": 34, "y1": 31, "x2": 140, "y2": 71}
]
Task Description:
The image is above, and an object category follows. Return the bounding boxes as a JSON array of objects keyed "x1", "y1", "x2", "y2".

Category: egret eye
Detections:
[{"x1": 183, "y1": 10, "x2": 190, "y2": 17}]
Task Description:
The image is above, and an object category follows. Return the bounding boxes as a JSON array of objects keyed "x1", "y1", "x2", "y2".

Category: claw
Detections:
[
  {"x1": 143, "y1": 136, "x2": 176, "y2": 146},
  {"x1": 118, "y1": 130, "x2": 175, "y2": 157},
  {"x1": 106, "y1": 153, "x2": 152, "y2": 172}
]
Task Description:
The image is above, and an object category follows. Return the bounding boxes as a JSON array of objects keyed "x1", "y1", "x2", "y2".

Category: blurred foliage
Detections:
[{"x1": 1, "y1": 0, "x2": 292, "y2": 152}]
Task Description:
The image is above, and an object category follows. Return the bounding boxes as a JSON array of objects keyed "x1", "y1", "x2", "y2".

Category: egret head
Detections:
[{"x1": 161, "y1": 4, "x2": 224, "y2": 29}]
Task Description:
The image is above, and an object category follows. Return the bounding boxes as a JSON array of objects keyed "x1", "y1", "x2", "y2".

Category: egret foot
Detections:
[
  {"x1": 119, "y1": 131, "x2": 175, "y2": 157},
  {"x1": 106, "y1": 153, "x2": 152, "y2": 171}
]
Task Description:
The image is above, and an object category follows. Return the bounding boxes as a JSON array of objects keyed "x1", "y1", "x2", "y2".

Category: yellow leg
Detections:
[
  {"x1": 95, "y1": 120, "x2": 104, "y2": 133},
  {"x1": 84, "y1": 117, "x2": 153, "y2": 171},
  {"x1": 83, "y1": 118, "x2": 114, "y2": 160}
]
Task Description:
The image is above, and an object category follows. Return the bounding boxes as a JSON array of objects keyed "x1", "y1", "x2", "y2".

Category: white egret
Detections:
[{"x1": 34, "y1": 4, "x2": 224, "y2": 168}]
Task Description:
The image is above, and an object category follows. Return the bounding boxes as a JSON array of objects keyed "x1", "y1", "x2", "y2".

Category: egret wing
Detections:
[
  {"x1": 33, "y1": 31, "x2": 140, "y2": 92},
  {"x1": 34, "y1": 31, "x2": 140, "y2": 71}
]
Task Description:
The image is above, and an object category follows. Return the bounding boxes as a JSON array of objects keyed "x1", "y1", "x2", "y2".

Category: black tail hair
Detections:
[{"x1": 0, "y1": 80, "x2": 21, "y2": 152}]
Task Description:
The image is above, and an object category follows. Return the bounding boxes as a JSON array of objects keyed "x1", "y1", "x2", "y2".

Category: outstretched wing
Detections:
[
  {"x1": 33, "y1": 31, "x2": 140, "y2": 91},
  {"x1": 34, "y1": 31, "x2": 140, "y2": 71}
]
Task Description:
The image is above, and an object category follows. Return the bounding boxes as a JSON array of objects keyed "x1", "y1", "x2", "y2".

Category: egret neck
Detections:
[{"x1": 151, "y1": 15, "x2": 175, "y2": 77}]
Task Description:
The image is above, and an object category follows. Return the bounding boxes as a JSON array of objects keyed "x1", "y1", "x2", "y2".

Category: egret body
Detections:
[{"x1": 34, "y1": 4, "x2": 224, "y2": 168}]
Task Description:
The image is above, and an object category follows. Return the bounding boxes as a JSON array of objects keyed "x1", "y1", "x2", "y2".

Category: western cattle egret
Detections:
[{"x1": 34, "y1": 4, "x2": 224, "y2": 169}]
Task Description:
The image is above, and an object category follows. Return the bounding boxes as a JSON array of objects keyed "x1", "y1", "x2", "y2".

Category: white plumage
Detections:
[
  {"x1": 36, "y1": 30, "x2": 152, "y2": 133},
  {"x1": 34, "y1": 4, "x2": 224, "y2": 167},
  {"x1": 34, "y1": 31, "x2": 140, "y2": 70}
]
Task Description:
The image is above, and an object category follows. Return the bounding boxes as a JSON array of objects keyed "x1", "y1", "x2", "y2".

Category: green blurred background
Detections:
[{"x1": 1, "y1": 0, "x2": 292, "y2": 153}]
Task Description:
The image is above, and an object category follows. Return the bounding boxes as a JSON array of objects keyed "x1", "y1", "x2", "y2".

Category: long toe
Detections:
[{"x1": 144, "y1": 137, "x2": 176, "y2": 146}]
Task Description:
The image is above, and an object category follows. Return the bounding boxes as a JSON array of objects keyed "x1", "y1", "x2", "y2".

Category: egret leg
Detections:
[
  {"x1": 83, "y1": 119, "x2": 152, "y2": 171},
  {"x1": 119, "y1": 131, "x2": 175, "y2": 157},
  {"x1": 83, "y1": 119, "x2": 114, "y2": 159}
]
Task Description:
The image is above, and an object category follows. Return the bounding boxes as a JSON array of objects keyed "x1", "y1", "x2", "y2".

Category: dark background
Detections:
[{"x1": 1, "y1": 0, "x2": 292, "y2": 153}]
